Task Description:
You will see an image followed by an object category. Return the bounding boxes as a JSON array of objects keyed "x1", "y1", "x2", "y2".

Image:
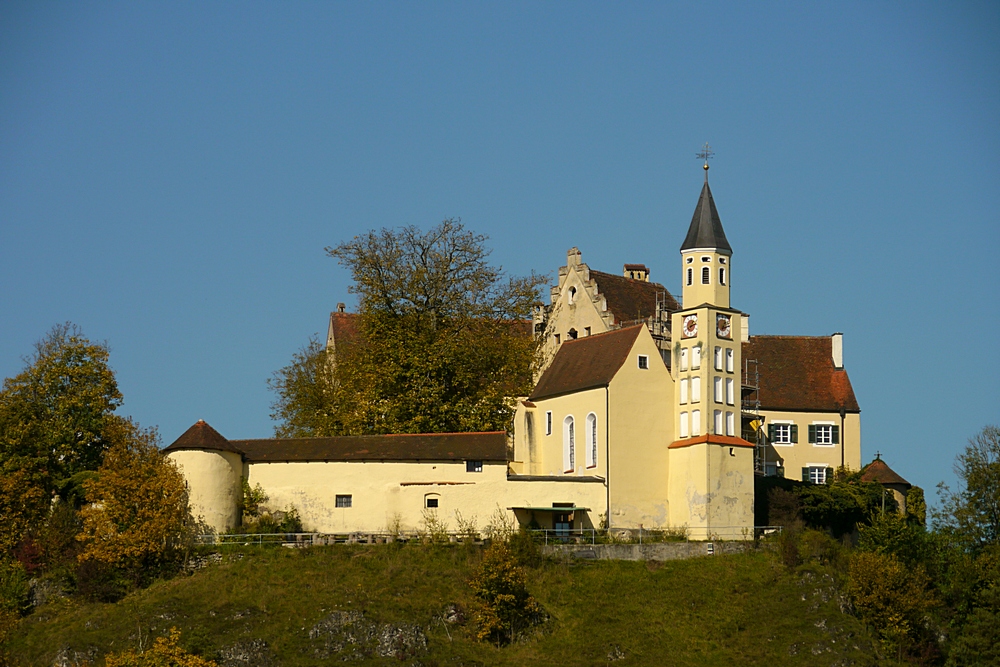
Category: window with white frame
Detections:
[
  {"x1": 702, "y1": 267, "x2": 710, "y2": 284},
  {"x1": 546, "y1": 411, "x2": 552, "y2": 435},
  {"x1": 726, "y1": 377, "x2": 734, "y2": 405},
  {"x1": 638, "y1": 355, "x2": 649, "y2": 370},
  {"x1": 691, "y1": 376, "x2": 701, "y2": 403},
  {"x1": 807, "y1": 466, "x2": 828, "y2": 484},
  {"x1": 563, "y1": 416, "x2": 575, "y2": 472},
  {"x1": 719, "y1": 268, "x2": 726, "y2": 285},
  {"x1": 680, "y1": 411, "x2": 689, "y2": 438},
  {"x1": 680, "y1": 348, "x2": 689, "y2": 371},
  {"x1": 335, "y1": 494, "x2": 352, "y2": 508},
  {"x1": 770, "y1": 422, "x2": 797, "y2": 445},
  {"x1": 725, "y1": 348, "x2": 734, "y2": 373},
  {"x1": 809, "y1": 423, "x2": 839, "y2": 445},
  {"x1": 691, "y1": 346, "x2": 702, "y2": 369},
  {"x1": 585, "y1": 413, "x2": 597, "y2": 468},
  {"x1": 714, "y1": 376, "x2": 723, "y2": 403},
  {"x1": 714, "y1": 410, "x2": 723, "y2": 434},
  {"x1": 726, "y1": 411, "x2": 735, "y2": 436},
  {"x1": 691, "y1": 410, "x2": 702, "y2": 436},
  {"x1": 714, "y1": 346, "x2": 723, "y2": 370},
  {"x1": 679, "y1": 378, "x2": 689, "y2": 404}
]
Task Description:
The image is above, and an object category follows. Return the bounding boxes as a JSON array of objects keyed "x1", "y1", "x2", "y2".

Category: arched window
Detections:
[
  {"x1": 585, "y1": 413, "x2": 598, "y2": 468},
  {"x1": 563, "y1": 416, "x2": 575, "y2": 473},
  {"x1": 568, "y1": 286, "x2": 577, "y2": 304},
  {"x1": 719, "y1": 267, "x2": 726, "y2": 285},
  {"x1": 702, "y1": 267, "x2": 710, "y2": 284}
]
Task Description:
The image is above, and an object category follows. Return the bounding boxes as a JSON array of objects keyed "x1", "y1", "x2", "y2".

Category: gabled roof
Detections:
[
  {"x1": 681, "y1": 181, "x2": 732, "y2": 254},
  {"x1": 530, "y1": 325, "x2": 644, "y2": 400},
  {"x1": 163, "y1": 420, "x2": 244, "y2": 454},
  {"x1": 589, "y1": 270, "x2": 679, "y2": 323},
  {"x1": 232, "y1": 431, "x2": 508, "y2": 463},
  {"x1": 860, "y1": 457, "x2": 910, "y2": 487},
  {"x1": 743, "y1": 336, "x2": 860, "y2": 413},
  {"x1": 327, "y1": 311, "x2": 361, "y2": 349}
]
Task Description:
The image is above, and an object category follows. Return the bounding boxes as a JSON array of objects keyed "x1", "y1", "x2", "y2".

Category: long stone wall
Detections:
[{"x1": 541, "y1": 541, "x2": 750, "y2": 561}]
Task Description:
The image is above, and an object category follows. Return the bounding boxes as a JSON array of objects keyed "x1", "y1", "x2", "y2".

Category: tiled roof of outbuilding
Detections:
[
  {"x1": 743, "y1": 336, "x2": 860, "y2": 413},
  {"x1": 860, "y1": 458, "x2": 911, "y2": 487},
  {"x1": 327, "y1": 311, "x2": 361, "y2": 348},
  {"x1": 164, "y1": 420, "x2": 244, "y2": 454},
  {"x1": 530, "y1": 325, "x2": 644, "y2": 400},
  {"x1": 232, "y1": 431, "x2": 508, "y2": 463},
  {"x1": 589, "y1": 271, "x2": 679, "y2": 323}
]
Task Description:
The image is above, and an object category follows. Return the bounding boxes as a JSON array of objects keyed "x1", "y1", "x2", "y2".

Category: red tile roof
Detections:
[
  {"x1": 530, "y1": 325, "x2": 644, "y2": 400},
  {"x1": 742, "y1": 336, "x2": 860, "y2": 413},
  {"x1": 668, "y1": 434, "x2": 755, "y2": 449},
  {"x1": 860, "y1": 458, "x2": 910, "y2": 487},
  {"x1": 327, "y1": 311, "x2": 361, "y2": 348},
  {"x1": 589, "y1": 270, "x2": 679, "y2": 324},
  {"x1": 165, "y1": 422, "x2": 508, "y2": 462}
]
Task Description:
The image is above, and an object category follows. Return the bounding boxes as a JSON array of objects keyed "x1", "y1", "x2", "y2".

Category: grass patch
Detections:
[{"x1": 5, "y1": 545, "x2": 877, "y2": 666}]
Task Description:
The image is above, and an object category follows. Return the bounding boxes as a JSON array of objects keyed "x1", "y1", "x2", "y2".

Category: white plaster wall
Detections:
[{"x1": 167, "y1": 449, "x2": 242, "y2": 533}]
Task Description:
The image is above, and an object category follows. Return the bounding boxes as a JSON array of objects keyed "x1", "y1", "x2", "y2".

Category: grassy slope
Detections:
[{"x1": 5, "y1": 545, "x2": 877, "y2": 666}]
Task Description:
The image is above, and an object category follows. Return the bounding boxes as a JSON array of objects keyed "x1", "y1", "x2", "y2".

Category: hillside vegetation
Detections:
[{"x1": 4, "y1": 544, "x2": 878, "y2": 667}]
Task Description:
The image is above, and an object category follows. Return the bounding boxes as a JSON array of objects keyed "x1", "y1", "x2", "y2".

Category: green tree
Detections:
[
  {"x1": 271, "y1": 219, "x2": 547, "y2": 436},
  {"x1": 469, "y1": 540, "x2": 544, "y2": 646},
  {"x1": 77, "y1": 418, "x2": 192, "y2": 584},
  {"x1": 935, "y1": 425, "x2": 1000, "y2": 553},
  {"x1": 0, "y1": 323, "x2": 122, "y2": 552}
]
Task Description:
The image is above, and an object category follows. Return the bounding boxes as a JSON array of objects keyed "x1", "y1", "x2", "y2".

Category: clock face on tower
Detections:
[
  {"x1": 682, "y1": 314, "x2": 698, "y2": 338},
  {"x1": 717, "y1": 314, "x2": 732, "y2": 339}
]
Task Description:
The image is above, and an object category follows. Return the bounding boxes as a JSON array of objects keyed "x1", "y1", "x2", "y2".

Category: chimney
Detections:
[
  {"x1": 337, "y1": 303, "x2": 346, "y2": 313},
  {"x1": 831, "y1": 332, "x2": 843, "y2": 369}
]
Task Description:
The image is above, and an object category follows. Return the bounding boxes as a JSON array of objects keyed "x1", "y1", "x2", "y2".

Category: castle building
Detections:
[{"x1": 166, "y1": 167, "x2": 861, "y2": 540}]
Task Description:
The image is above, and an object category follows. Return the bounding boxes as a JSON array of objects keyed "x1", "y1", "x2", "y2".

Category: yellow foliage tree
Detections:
[
  {"x1": 77, "y1": 418, "x2": 191, "y2": 578},
  {"x1": 104, "y1": 628, "x2": 217, "y2": 667}
]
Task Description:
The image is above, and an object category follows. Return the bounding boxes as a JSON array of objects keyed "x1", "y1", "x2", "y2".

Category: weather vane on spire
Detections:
[{"x1": 696, "y1": 142, "x2": 714, "y2": 181}]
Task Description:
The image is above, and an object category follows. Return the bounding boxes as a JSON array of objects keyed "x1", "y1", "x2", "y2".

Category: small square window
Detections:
[
  {"x1": 425, "y1": 497, "x2": 439, "y2": 509},
  {"x1": 336, "y1": 494, "x2": 352, "y2": 508},
  {"x1": 638, "y1": 355, "x2": 649, "y2": 369},
  {"x1": 466, "y1": 460, "x2": 483, "y2": 473}
]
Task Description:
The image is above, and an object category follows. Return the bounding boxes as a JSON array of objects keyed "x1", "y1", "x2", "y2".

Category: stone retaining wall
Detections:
[{"x1": 541, "y1": 540, "x2": 750, "y2": 561}]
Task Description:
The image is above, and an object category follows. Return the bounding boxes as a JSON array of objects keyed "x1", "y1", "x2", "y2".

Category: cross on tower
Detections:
[{"x1": 696, "y1": 142, "x2": 714, "y2": 180}]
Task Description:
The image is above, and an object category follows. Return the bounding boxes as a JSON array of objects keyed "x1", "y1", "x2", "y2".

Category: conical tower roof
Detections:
[
  {"x1": 163, "y1": 419, "x2": 243, "y2": 455},
  {"x1": 680, "y1": 181, "x2": 732, "y2": 254}
]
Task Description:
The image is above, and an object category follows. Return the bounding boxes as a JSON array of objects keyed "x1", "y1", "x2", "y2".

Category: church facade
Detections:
[{"x1": 166, "y1": 170, "x2": 861, "y2": 540}]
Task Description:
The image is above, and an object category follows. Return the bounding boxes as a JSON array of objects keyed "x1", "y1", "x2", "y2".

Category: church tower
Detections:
[{"x1": 667, "y1": 149, "x2": 754, "y2": 539}]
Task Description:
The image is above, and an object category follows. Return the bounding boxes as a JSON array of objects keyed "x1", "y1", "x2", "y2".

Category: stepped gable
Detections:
[
  {"x1": 589, "y1": 270, "x2": 679, "y2": 323},
  {"x1": 860, "y1": 457, "x2": 911, "y2": 487},
  {"x1": 681, "y1": 181, "x2": 732, "y2": 253},
  {"x1": 164, "y1": 420, "x2": 244, "y2": 454},
  {"x1": 230, "y1": 431, "x2": 507, "y2": 463},
  {"x1": 530, "y1": 325, "x2": 644, "y2": 400},
  {"x1": 743, "y1": 336, "x2": 860, "y2": 413}
]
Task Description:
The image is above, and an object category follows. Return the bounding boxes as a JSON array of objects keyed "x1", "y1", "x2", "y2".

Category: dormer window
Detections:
[{"x1": 702, "y1": 267, "x2": 710, "y2": 284}]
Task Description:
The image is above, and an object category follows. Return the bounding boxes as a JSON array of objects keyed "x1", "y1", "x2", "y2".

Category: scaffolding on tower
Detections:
[{"x1": 742, "y1": 358, "x2": 766, "y2": 475}]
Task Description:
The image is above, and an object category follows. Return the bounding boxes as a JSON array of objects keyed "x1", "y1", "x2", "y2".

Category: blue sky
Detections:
[{"x1": 1, "y1": 1, "x2": 997, "y2": 499}]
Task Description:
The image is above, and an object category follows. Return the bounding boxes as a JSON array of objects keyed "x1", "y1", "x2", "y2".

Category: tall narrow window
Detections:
[
  {"x1": 586, "y1": 413, "x2": 598, "y2": 468},
  {"x1": 691, "y1": 377, "x2": 701, "y2": 403},
  {"x1": 702, "y1": 267, "x2": 710, "y2": 284},
  {"x1": 563, "y1": 416, "x2": 575, "y2": 473},
  {"x1": 726, "y1": 378, "x2": 735, "y2": 405},
  {"x1": 691, "y1": 346, "x2": 701, "y2": 369},
  {"x1": 725, "y1": 348, "x2": 734, "y2": 373},
  {"x1": 714, "y1": 376, "x2": 723, "y2": 403},
  {"x1": 691, "y1": 410, "x2": 702, "y2": 436},
  {"x1": 687, "y1": 268, "x2": 693, "y2": 286},
  {"x1": 726, "y1": 411, "x2": 735, "y2": 436},
  {"x1": 719, "y1": 268, "x2": 726, "y2": 285},
  {"x1": 680, "y1": 411, "x2": 689, "y2": 438},
  {"x1": 680, "y1": 348, "x2": 689, "y2": 371},
  {"x1": 679, "y1": 378, "x2": 689, "y2": 404},
  {"x1": 546, "y1": 411, "x2": 552, "y2": 435},
  {"x1": 714, "y1": 410, "x2": 723, "y2": 434},
  {"x1": 714, "y1": 346, "x2": 723, "y2": 370}
]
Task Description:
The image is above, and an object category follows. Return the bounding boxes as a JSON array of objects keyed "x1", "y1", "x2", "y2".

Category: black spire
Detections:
[{"x1": 680, "y1": 180, "x2": 732, "y2": 254}]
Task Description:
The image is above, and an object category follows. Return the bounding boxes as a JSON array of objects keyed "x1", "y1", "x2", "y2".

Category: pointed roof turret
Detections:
[{"x1": 680, "y1": 180, "x2": 732, "y2": 254}]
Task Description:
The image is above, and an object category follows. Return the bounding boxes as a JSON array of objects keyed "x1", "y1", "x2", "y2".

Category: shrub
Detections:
[
  {"x1": 0, "y1": 557, "x2": 30, "y2": 617},
  {"x1": 104, "y1": 627, "x2": 217, "y2": 667},
  {"x1": 469, "y1": 541, "x2": 544, "y2": 646}
]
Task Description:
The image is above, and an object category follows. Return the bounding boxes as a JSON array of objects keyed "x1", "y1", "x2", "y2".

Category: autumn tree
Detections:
[
  {"x1": 0, "y1": 323, "x2": 122, "y2": 552},
  {"x1": 271, "y1": 219, "x2": 547, "y2": 436},
  {"x1": 78, "y1": 418, "x2": 192, "y2": 582},
  {"x1": 104, "y1": 628, "x2": 217, "y2": 667},
  {"x1": 935, "y1": 425, "x2": 1000, "y2": 553}
]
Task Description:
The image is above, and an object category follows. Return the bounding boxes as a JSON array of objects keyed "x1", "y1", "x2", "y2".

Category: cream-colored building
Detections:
[{"x1": 166, "y1": 168, "x2": 861, "y2": 541}]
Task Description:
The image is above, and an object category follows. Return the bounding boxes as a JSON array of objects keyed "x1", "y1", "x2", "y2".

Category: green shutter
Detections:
[
  {"x1": 802, "y1": 467, "x2": 810, "y2": 482},
  {"x1": 767, "y1": 424, "x2": 774, "y2": 441},
  {"x1": 832, "y1": 425, "x2": 840, "y2": 444},
  {"x1": 791, "y1": 424, "x2": 799, "y2": 444},
  {"x1": 808, "y1": 425, "x2": 816, "y2": 444},
  {"x1": 826, "y1": 467, "x2": 835, "y2": 484}
]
